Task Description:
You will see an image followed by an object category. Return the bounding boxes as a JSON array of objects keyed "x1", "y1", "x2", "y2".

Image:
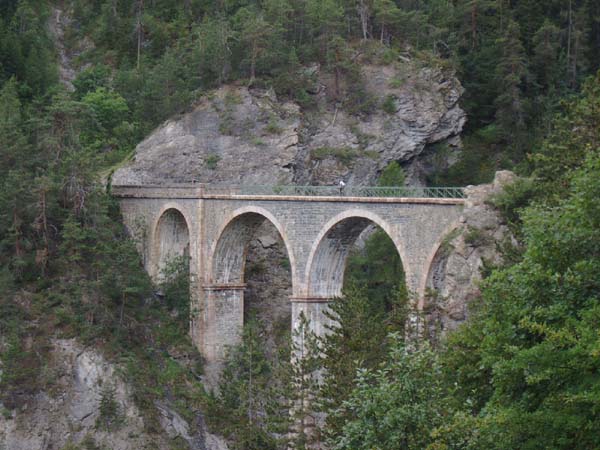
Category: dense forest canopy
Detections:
[{"x1": 0, "y1": 1, "x2": 599, "y2": 449}]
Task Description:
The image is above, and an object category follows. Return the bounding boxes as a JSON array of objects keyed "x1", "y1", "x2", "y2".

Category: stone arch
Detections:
[
  {"x1": 305, "y1": 210, "x2": 411, "y2": 298},
  {"x1": 418, "y1": 221, "x2": 461, "y2": 310},
  {"x1": 152, "y1": 205, "x2": 191, "y2": 281},
  {"x1": 209, "y1": 206, "x2": 297, "y2": 287}
]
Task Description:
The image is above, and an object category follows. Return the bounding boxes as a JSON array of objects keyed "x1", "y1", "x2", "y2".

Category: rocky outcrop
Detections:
[
  {"x1": 423, "y1": 171, "x2": 518, "y2": 340},
  {"x1": 0, "y1": 339, "x2": 228, "y2": 450},
  {"x1": 112, "y1": 60, "x2": 465, "y2": 187}
]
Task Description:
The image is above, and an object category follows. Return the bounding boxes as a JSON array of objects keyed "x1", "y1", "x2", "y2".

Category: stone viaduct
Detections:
[{"x1": 112, "y1": 184, "x2": 465, "y2": 365}]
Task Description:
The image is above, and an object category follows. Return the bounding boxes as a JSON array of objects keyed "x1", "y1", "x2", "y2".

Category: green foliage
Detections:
[
  {"x1": 82, "y1": 88, "x2": 130, "y2": 132},
  {"x1": 319, "y1": 284, "x2": 405, "y2": 440},
  {"x1": 96, "y1": 384, "x2": 123, "y2": 431},
  {"x1": 332, "y1": 336, "x2": 449, "y2": 450},
  {"x1": 344, "y1": 229, "x2": 406, "y2": 308},
  {"x1": 321, "y1": 225, "x2": 409, "y2": 440},
  {"x1": 159, "y1": 255, "x2": 190, "y2": 323},
  {"x1": 378, "y1": 161, "x2": 405, "y2": 186},
  {"x1": 204, "y1": 154, "x2": 221, "y2": 170},
  {"x1": 532, "y1": 72, "x2": 600, "y2": 198},
  {"x1": 489, "y1": 177, "x2": 537, "y2": 230},
  {"x1": 381, "y1": 94, "x2": 397, "y2": 114},
  {"x1": 207, "y1": 319, "x2": 288, "y2": 450},
  {"x1": 310, "y1": 146, "x2": 359, "y2": 165},
  {"x1": 439, "y1": 146, "x2": 600, "y2": 448}
]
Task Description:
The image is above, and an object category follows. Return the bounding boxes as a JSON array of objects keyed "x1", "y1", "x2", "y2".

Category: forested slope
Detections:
[{"x1": 0, "y1": 1, "x2": 599, "y2": 449}]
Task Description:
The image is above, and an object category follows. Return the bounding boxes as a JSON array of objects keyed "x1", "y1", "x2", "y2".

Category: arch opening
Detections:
[
  {"x1": 421, "y1": 225, "x2": 462, "y2": 343},
  {"x1": 344, "y1": 226, "x2": 407, "y2": 314},
  {"x1": 307, "y1": 215, "x2": 407, "y2": 304},
  {"x1": 155, "y1": 208, "x2": 190, "y2": 282},
  {"x1": 211, "y1": 211, "x2": 294, "y2": 352}
]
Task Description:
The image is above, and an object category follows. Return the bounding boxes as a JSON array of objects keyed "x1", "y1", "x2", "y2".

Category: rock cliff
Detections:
[
  {"x1": 112, "y1": 60, "x2": 465, "y2": 187},
  {"x1": 0, "y1": 339, "x2": 228, "y2": 450},
  {"x1": 423, "y1": 171, "x2": 518, "y2": 340}
]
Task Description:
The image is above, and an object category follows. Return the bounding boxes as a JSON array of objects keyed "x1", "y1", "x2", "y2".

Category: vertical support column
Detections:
[
  {"x1": 400, "y1": 241, "x2": 433, "y2": 344},
  {"x1": 188, "y1": 251, "x2": 202, "y2": 350},
  {"x1": 202, "y1": 284, "x2": 246, "y2": 363},
  {"x1": 190, "y1": 196, "x2": 205, "y2": 361},
  {"x1": 290, "y1": 296, "x2": 335, "y2": 339}
]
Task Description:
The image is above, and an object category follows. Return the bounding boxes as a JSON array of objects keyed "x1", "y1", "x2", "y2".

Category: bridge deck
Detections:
[{"x1": 111, "y1": 184, "x2": 466, "y2": 204}]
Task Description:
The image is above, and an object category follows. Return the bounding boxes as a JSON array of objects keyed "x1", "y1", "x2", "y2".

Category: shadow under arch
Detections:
[
  {"x1": 152, "y1": 205, "x2": 191, "y2": 281},
  {"x1": 305, "y1": 209, "x2": 411, "y2": 299},
  {"x1": 209, "y1": 206, "x2": 297, "y2": 289}
]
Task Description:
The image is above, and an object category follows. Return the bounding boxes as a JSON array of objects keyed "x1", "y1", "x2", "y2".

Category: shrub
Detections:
[
  {"x1": 378, "y1": 161, "x2": 405, "y2": 186},
  {"x1": 205, "y1": 154, "x2": 220, "y2": 169},
  {"x1": 310, "y1": 146, "x2": 360, "y2": 165}
]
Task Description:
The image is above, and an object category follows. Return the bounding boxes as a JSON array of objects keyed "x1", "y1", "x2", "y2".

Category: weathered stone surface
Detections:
[
  {"x1": 424, "y1": 171, "x2": 518, "y2": 340},
  {"x1": 113, "y1": 62, "x2": 465, "y2": 188},
  {"x1": 113, "y1": 87, "x2": 300, "y2": 186},
  {"x1": 0, "y1": 339, "x2": 228, "y2": 450}
]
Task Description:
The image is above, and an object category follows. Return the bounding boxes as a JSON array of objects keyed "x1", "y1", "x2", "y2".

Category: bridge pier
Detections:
[
  {"x1": 201, "y1": 284, "x2": 246, "y2": 363},
  {"x1": 290, "y1": 297, "x2": 336, "y2": 339}
]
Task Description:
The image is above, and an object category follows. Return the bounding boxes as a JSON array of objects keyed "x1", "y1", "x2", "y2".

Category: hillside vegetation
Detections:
[{"x1": 0, "y1": 1, "x2": 599, "y2": 449}]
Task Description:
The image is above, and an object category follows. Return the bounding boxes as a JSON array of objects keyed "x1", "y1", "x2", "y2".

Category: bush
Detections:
[
  {"x1": 310, "y1": 146, "x2": 359, "y2": 165},
  {"x1": 382, "y1": 94, "x2": 397, "y2": 114},
  {"x1": 205, "y1": 154, "x2": 220, "y2": 169},
  {"x1": 378, "y1": 161, "x2": 405, "y2": 186}
]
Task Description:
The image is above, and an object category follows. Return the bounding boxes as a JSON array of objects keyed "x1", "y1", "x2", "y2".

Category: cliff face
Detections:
[
  {"x1": 112, "y1": 60, "x2": 465, "y2": 187},
  {"x1": 424, "y1": 171, "x2": 518, "y2": 340},
  {"x1": 0, "y1": 339, "x2": 227, "y2": 450}
]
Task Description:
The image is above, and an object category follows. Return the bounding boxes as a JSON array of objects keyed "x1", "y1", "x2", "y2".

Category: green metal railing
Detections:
[{"x1": 206, "y1": 185, "x2": 465, "y2": 199}]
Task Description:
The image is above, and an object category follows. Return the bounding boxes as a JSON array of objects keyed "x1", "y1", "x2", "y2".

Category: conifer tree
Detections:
[
  {"x1": 532, "y1": 19, "x2": 561, "y2": 91},
  {"x1": 494, "y1": 19, "x2": 529, "y2": 136},
  {"x1": 318, "y1": 284, "x2": 392, "y2": 442},
  {"x1": 289, "y1": 311, "x2": 322, "y2": 449},
  {"x1": 373, "y1": 0, "x2": 400, "y2": 44},
  {"x1": 0, "y1": 78, "x2": 28, "y2": 171}
]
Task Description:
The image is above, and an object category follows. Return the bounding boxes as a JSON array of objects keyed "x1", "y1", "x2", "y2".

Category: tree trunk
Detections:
[
  {"x1": 250, "y1": 43, "x2": 257, "y2": 83},
  {"x1": 13, "y1": 208, "x2": 23, "y2": 258},
  {"x1": 136, "y1": 0, "x2": 144, "y2": 70},
  {"x1": 567, "y1": 0, "x2": 572, "y2": 80},
  {"x1": 471, "y1": 3, "x2": 478, "y2": 49},
  {"x1": 358, "y1": 0, "x2": 369, "y2": 40}
]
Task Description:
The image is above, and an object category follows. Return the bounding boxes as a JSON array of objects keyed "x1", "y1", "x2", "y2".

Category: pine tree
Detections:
[
  {"x1": 215, "y1": 319, "x2": 279, "y2": 449},
  {"x1": 0, "y1": 77, "x2": 28, "y2": 171},
  {"x1": 532, "y1": 19, "x2": 561, "y2": 91},
  {"x1": 494, "y1": 19, "x2": 529, "y2": 136},
  {"x1": 318, "y1": 284, "x2": 390, "y2": 442},
  {"x1": 373, "y1": 0, "x2": 400, "y2": 44},
  {"x1": 234, "y1": 7, "x2": 274, "y2": 83},
  {"x1": 288, "y1": 311, "x2": 322, "y2": 449}
]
